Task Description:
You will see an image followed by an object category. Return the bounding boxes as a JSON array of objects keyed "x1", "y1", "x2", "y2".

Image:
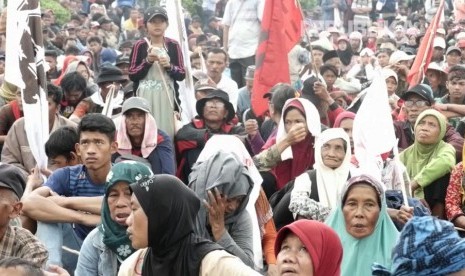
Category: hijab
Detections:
[
  {"x1": 325, "y1": 174, "x2": 399, "y2": 276},
  {"x1": 117, "y1": 113, "x2": 158, "y2": 158},
  {"x1": 0, "y1": 81, "x2": 17, "y2": 104},
  {"x1": 275, "y1": 220, "x2": 343, "y2": 276},
  {"x1": 333, "y1": 111, "x2": 355, "y2": 128},
  {"x1": 99, "y1": 161, "x2": 153, "y2": 262},
  {"x1": 273, "y1": 98, "x2": 321, "y2": 189},
  {"x1": 130, "y1": 174, "x2": 222, "y2": 276},
  {"x1": 189, "y1": 150, "x2": 254, "y2": 238},
  {"x1": 53, "y1": 55, "x2": 79, "y2": 86},
  {"x1": 400, "y1": 109, "x2": 456, "y2": 198},
  {"x1": 372, "y1": 216, "x2": 465, "y2": 275},
  {"x1": 336, "y1": 38, "x2": 354, "y2": 66}
]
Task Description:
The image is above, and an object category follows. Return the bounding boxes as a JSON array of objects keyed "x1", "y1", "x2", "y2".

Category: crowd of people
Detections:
[{"x1": 4, "y1": 0, "x2": 465, "y2": 275}]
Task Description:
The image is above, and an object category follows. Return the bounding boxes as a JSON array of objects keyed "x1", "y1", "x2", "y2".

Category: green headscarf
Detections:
[
  {"x1": 99, "y1": 161, "x2": 153, "y2": 261},
  {"x1": 325, "y1": 174, "x2": 399, "y2": 276},
  {"x1": 400, "y1": 109, "x2": 456, "y2": 198}
]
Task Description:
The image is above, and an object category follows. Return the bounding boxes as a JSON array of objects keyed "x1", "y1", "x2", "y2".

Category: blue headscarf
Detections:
[{"x1": 373, "y1": 216, "x2": 465, "y2": 275}]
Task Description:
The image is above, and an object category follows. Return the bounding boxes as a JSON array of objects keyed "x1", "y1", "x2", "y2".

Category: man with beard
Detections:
[{"x1": 112, "y1": 97, "x2": 175, "y2": 175}]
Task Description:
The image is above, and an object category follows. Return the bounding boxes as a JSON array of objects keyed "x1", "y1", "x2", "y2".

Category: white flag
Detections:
[
  {"x1": 353, "y1": 70, "x2": 396, "y2": 182},
  {"x1": 5, "y1": 0, "x2": 49, "y2": 170}
]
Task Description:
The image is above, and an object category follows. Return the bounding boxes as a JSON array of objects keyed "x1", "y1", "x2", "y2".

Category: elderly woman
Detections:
[
  {"x1": 119, "y1": 174, "x2": 261, "y2": 276},
  {"x1": 275, "y1": 220, "x2": 343, "y2": 276},
  {"x1": 176, "y1": 89, "x2": 247, "y2": 182},
  {"x1": 189, "y1": 150, "x2": 255, "y2": 268},
  {"x1": 326, "y1": 174, "x2": 399, "y2": 275},
  {"x1": 75, "y1": 161, "x2": 153, "y2": 275},
  {"x1": 254, "y1": 98, "x2": 321, "y2": 194},
  {"x1": 270, "y1": 128, "x2": 351, "y2": 230},
  {"x1": 400, "y1": 109, "x2": 456, "y2": 218},
  {"x1": 372, "y1": 216, "x2": 465, "y2": 275}
]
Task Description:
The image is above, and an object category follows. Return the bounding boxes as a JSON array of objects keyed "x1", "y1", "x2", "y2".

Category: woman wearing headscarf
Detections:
[
  {"x1": 334, "y1": 111, "x2": 356, "y2": 154},
  {"x1": 289, "y1": 128, "x2": 352, "y2": 221},
  {"x1": 75, "y1": 161, "x2": 153, "y2": 275},
  {"x1": 0, "y1": 81, "x2": 18, "y2": 107},
  {"x1": 52, "y1": 55, "x2": 79, "y2": 86},
  {"x1": 189, "y1": 150, "x2": 255, "y2": 268},
  {"x1": 270, "y1": 128, "x2": 351, "y2": 230},
  {"x1": 119, "y1": 174, "x2": 261, "y2": 276},
  {"x1": 372, "y1": 216, "x2": 465, "y2": 275},
  {"x1": 400, "y1": 109, "x2": 456, "y2": 218},
  {"x1": 275, "y1": 220, "x2": 343, "y2": 276},
  {"x1": 326, "y1": 174, "x2": 399, "y2": 276},
  {"x1": 336, "y1": 36, "x2": 355, "y2": 74},
  {"x1": 64, "y1": 60, "x2": 98, "y2": 94},
  {"x1": 254, "y1": 98, "x2": 321, "y2": 192}
]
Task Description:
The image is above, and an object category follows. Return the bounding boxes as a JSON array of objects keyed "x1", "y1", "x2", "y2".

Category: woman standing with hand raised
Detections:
[{"x1": 129, "y1": 6, "x2": 185, "y2": 139}]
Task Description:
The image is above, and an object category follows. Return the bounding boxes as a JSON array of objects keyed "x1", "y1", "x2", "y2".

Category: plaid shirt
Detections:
[{"x1": 0, "y1": 226, "x2": 48, "y2": 267}]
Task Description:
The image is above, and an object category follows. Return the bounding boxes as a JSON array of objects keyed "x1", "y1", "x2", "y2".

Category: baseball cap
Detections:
[
  {"x1": 0, "y1": 164, "x2": 26, "y2": 198},
  {"x1": 401, "y1": 84, "x2": 434, "y2": 105},
  {"x1": 144, "y1": 6, "x2": 168, "y2": 23},
  {"x1": 389, "y1": 50, "x2": 415, "y2": 65},
  {"x1": 360, "y1": 48, "x2": 374, "y2": 57},
  {"x1": 122, "y1": 97, "x2": 152, "y2": 114},
  {"x1": 194, "y1": 81, "x2": 216, "y2": 91},
  {"x1": 446, "y1": 46, "x2": 461, "y2": 55},
  {"x1": 433, "y1": 37, "x2": 446, "y2": 49}
]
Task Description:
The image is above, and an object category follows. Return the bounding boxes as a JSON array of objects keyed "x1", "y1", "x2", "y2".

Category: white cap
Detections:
[
  {"x1": 389, "y1": 50, "x2": 415, "y2": 64},
  {"x1": 382, "y1": 68, "x2": 398, "y2": 83},
  {"x1": 360, "y1": 48, "x2": 374, "y2": 57},
  {"x1": 427, "y1": 62, "x2": 447, "y2": 74},
  {"x1": 437, "y1": 28, "x2": 446, "y2": 35},
  {"x1": 433, "y1": 37, "x2": 446, "y2": 49},
  {"x1": 457, "y1": 32, "x2": 465, "y2": 41}
]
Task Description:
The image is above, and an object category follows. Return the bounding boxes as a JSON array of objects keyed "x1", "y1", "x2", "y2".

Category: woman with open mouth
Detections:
[
  {"x1": 75, "y1": 161, "x2": 153, "y2": 275},
  {"x1": 326, "y1": 174, "x2": 399, "y2": 276}
]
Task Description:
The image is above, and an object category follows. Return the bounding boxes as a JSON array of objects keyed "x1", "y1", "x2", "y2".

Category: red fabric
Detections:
[
  {"x1": 251, "y1": 0, "x2": 302, "y2": 117},
  {"x1": 52, "y1": 55, "x2": 78, "y2": 86},
  {"x1": 445, "y1": 162, "x2": 464, "y2": 221},
  {"x1": 271, "y1": 135, "x2": 315, "y2": 190},
  {"x1": 407, "y1": 0, "x2": 445, "y2": 89},
  {"x1": 333, "y1": 111, "x2": 356, "y2": 127},
  {"x1": 10, "y1": 100, "x2": 21, "y2": 120},
  {"x1": 275, "y1": 220, "x2": 343, "y2": 276}
]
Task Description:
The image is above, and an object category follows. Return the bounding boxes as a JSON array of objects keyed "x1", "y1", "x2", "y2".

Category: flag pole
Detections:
[{"x1": 295, "y1": 0, "x2": 321, "y2": 82}]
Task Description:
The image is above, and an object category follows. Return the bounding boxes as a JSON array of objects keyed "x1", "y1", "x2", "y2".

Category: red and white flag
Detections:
[
  {"x1": 251, "y1": 0, "x2": 302, "y2": 116},
  {"x1": 5, "y1": 0, "x2": 49, "y2": 170}
]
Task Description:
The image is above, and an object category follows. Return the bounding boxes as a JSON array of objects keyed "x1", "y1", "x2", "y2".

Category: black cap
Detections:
[
  {"x1": 115, "y1": 55, "x2": 130, "y2": 66},
  {"x1": 196, "y1": 89, "x2": 235, "y2": 122},
  {"x1": 144, "y1": 6, "x2": 168, "y2": 23},
  {"x1": 0, "y1": 164, "x2": 26, "y2": 198},
  {"x1": 401, "y1": 84, "x2": 434, "y2": 105},
  {"x1": 96, "y1": 64, "x2": 126, "y2": 84},
  {"x1": 323, "y1": 50, "x2": 339, "y2": 63},
  {"x1": 98, "y1": 17, "x2": 113, "y2": 25}
]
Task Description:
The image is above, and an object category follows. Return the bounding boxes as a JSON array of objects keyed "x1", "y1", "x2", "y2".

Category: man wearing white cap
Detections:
[
  {"x1": 389, "y1": 50, "x2": 413, "y2": 96},
  {"x1": 432, "y1": 37, "x2": 446, "y2": 65},
  {"x1": 349, "y1": 31, "x2": 363, "y2": 54}
]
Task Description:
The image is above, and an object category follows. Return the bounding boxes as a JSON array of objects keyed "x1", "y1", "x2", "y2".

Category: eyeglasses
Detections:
[
  {"x1": 205, "y1": 99, "x2": 225, "y2": 108},
  {"x1": 404, "y1": 100, "x2": 429, "y2": 108}
]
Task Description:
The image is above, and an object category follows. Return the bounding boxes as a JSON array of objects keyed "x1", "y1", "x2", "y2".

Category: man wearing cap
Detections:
[
  {"x1": 113, "y1": 97, "x2": 175, "y2": 175},
  {"x1": 432, "y1": 37, "x2": 446, "y2": 65},
  {"x1": 222, "y1": 0, "x2": 263, "y2": 88},
  {"x1": 237, "y1": 65, "x2": 255, "y2": 120},
  {"x1": 194, "y1": 81, "x2": 216, "y2": 101},
  {"x1": 394, "y1": 84, "x2": 464, "y2": 161},
  {"x1": 445, "y1": 46, "x2": 462, "y2": 70},
  {"x1": 97, "y1": 17, "x2": 119, "y2": 49},
  {"x1": 175, "y1": 89, "x2": 247, "y2": 182},
  {"x1": 0, "y1": 164, "x2": 47, "y2": 267},
  {"x1": 70, "y1": 64, "x2": 127, "y2": 123},
  {"x1": 115, "y1": 55, "x2": 133, "y2": 97},
  {"x1": 323, "y1": 50, "x2": 343, "y2": 74},
  {"x1": 2, "y1": 83, "x2": 77, "y2": 177}
]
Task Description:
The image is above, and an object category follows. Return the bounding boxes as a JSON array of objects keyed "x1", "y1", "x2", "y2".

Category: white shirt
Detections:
[
  {"x1": 222, "y1": 0, "x2": 265, "y2": 59},
  {"x1": 217, "y1": 75, "x2": 239, "y2": 111}
]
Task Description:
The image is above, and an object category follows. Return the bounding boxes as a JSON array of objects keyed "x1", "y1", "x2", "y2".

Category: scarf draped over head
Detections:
[
  {"x1": 274, "y1": 98, "x2": 321, "y2": 189},
  {"x1": 189, "y1": 150, "x2": 254, "y2": 238},
  {"x1": 373, "y1": 216, "x2": 465, "y2": 275},
  {"x1": 0, "y1": 81, "x2": 17, "y2": 103},
  {"x1": 195, "y1": 135, "x2": 265, "y2": 269},
  {"x1": 325, "y1": 174, "x2": 399, "y2": 276},
  {"x1": 400, "y1": 109, "x2": 456, "y2": 198},
  {"x1": 99, "y1": 161, "x2": 153, "y2": 261},
  {"x1": 333, "y1": 111, "x2": 356, "y2": 128},
  {"x1": 53, "y1": 55, "x2": 79, "y2": 86},
  {"x1": 117, "y1": 113, "x2": 158, "y2": 158},
  {"x1": 275, "y1": 220, "x2": 343, "y2": 276},
  {"x1": 130, "y1": 174, "x2": 222, "y2": 276}
]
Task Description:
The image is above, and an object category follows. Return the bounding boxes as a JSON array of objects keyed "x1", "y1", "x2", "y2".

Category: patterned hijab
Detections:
[
  {"x1": 99, "y1": 161, "x2": 153, "y2": 261},
  {"x1": 373, "y1": 216, "x2": 465, "y2": 275}
]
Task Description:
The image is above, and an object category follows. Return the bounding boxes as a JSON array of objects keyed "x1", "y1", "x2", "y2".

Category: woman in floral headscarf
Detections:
[{"x1": 75, "y1": 161, "x2": 153, "y2": 275}]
